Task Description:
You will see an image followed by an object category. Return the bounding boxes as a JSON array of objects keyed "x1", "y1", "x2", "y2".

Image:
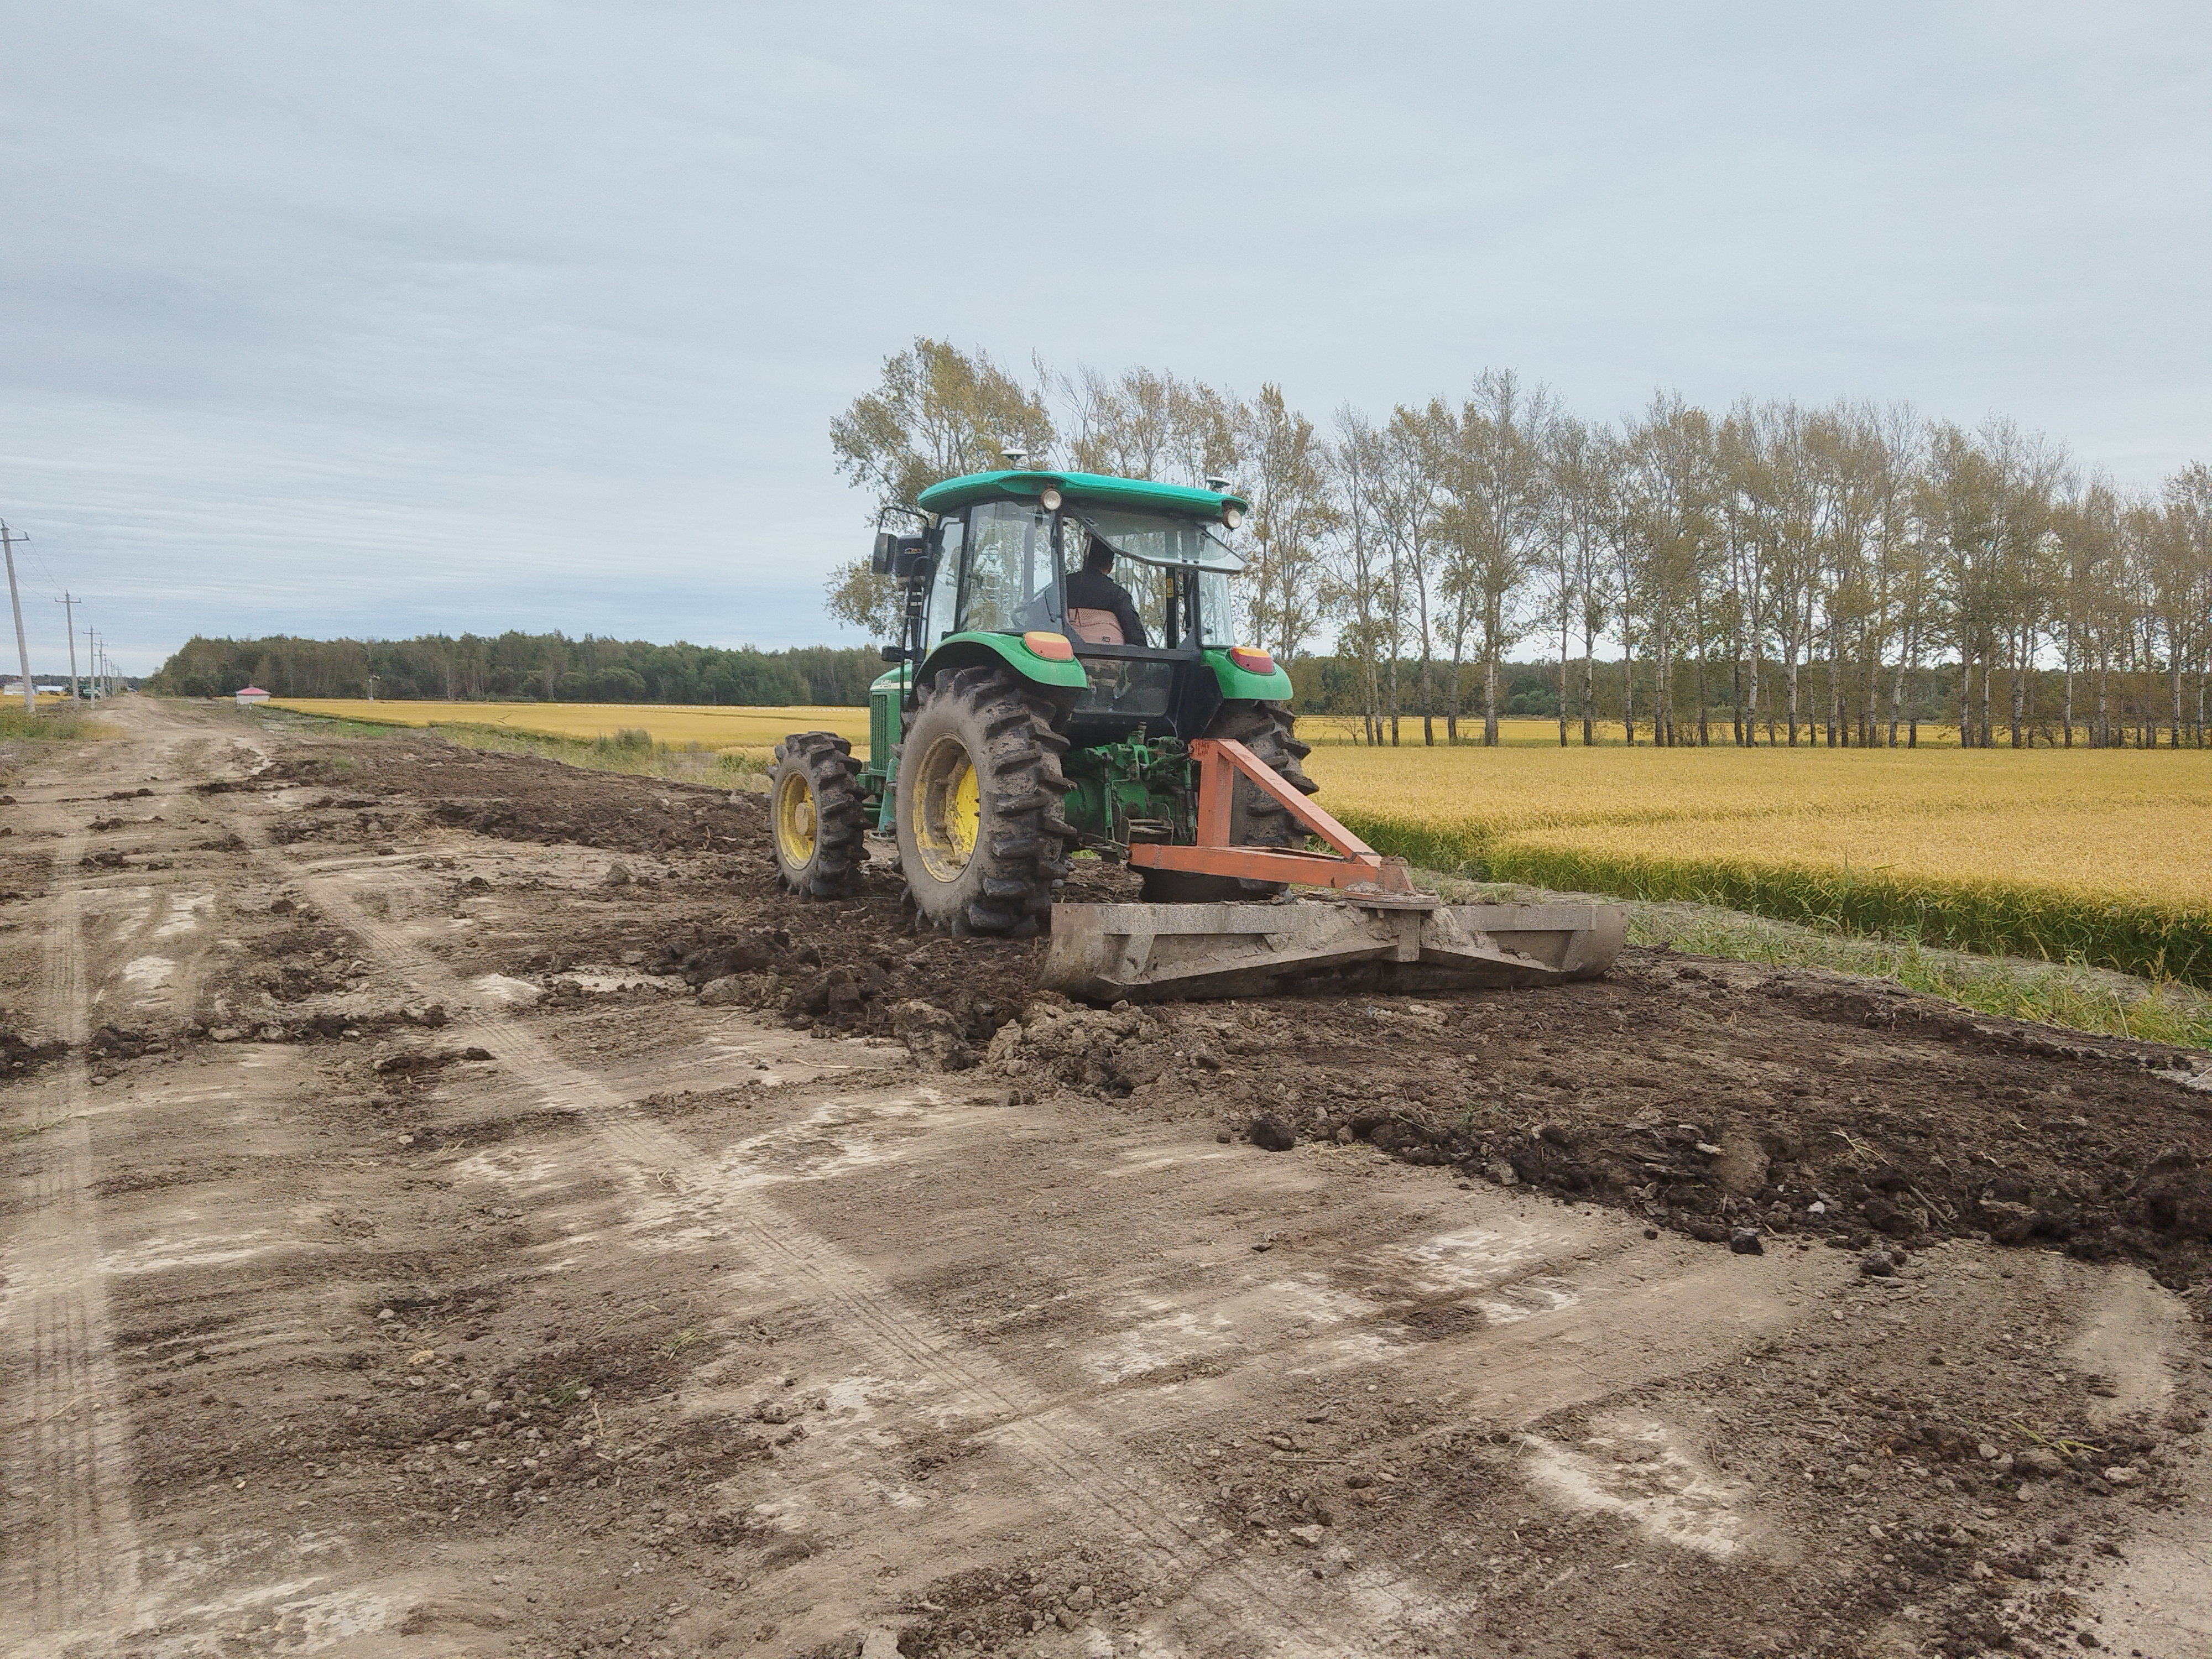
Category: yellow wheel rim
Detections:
[
  {"x1": 911, "y1": 733, "x2": 981, "y2": 884},
  {"x1": 774, "y1": 768, "x2": 817, "y2": 869}
]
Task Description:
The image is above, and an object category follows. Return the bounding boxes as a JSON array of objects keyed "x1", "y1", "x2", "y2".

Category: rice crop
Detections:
[{"x1": 1308, "y1": 744, "x2": 2212, "y2": 989}]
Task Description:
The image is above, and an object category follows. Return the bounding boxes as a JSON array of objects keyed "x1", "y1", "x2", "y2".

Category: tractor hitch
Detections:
[{"x1": 1125, "y1": 737, "x2": 1415, "y2": 893}]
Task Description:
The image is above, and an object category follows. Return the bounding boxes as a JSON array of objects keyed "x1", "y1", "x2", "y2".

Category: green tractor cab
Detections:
[{"x1": 770, "y1": 467, "x2": 1628, "y2": 997}]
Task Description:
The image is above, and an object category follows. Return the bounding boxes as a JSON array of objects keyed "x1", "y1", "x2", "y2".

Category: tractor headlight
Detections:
[
  {"x1": 1039, "y1": 486, "x2": 1063, "y2": 512},
  {"x1": 1222, "y1": 506, "x2": 1243, "y2": 530}
]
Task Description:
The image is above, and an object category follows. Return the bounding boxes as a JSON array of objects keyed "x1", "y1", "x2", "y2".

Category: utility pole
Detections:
[
  {"x1": 56, "y1": 592, "x2": 80, "y2": 701},
  {"x1": 2, "y1": 521, "x2": 32, "y2": 716}
]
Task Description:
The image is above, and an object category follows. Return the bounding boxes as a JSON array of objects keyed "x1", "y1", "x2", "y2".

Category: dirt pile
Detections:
[
  {"x1": 1, "y1": 1009, "x2": 67, "y2": 1076},
  {"x1": 618, "y1": 912, "x2": 1043, "y2": 1065},
  {"x1": 985, "y1": 997, "x2": 1176, "y2": 1094},
  {"x1": 983, "y1": 956, "x2": 2212, "y2": 1290},
  {"x1": 238, "y1": 741, "x2": 766, "y2": 856}
]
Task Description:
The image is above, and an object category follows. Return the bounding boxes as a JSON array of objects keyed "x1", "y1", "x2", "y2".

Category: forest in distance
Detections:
[
  {"x1": 827, "y1": 340, "x2": 2212, "y2": 750},
  {"x1": 148, "y1": 632, "x2": 886, "y2": 709}
]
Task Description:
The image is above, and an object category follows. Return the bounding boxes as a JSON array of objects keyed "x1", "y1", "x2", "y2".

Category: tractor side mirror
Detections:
[
  {"x1": 889, "y1": 536, "x2": 928, "y2": 580},
  {"x1": 870, "y1": 531, "x2": 900, "y2": 575}
]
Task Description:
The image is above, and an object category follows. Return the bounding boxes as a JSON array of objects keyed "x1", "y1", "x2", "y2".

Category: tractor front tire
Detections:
[
  {"x1": 1140, "y1": 701, "x2": 1319, "y2": 902},
  {"x1": 770, "y1": 731, "x2": 868, "y2": 898},
  {"x1": 895, "y1": 666, "x2": 1072, "y2": 936}
]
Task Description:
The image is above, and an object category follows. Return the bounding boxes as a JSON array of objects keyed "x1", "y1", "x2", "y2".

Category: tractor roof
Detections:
[{"x1": 916, "y1": 469, "x2": 1249, "y2": 519}]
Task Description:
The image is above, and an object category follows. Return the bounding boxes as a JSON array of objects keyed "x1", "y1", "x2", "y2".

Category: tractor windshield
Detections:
[{"x1": 1065, "y1": 509, "x2": 1241, "y2": 648}]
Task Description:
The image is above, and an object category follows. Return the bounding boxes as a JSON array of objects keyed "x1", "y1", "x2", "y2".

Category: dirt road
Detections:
[{"x1": 3, "y1": 700, "x2": 2208, "y2": 1659}]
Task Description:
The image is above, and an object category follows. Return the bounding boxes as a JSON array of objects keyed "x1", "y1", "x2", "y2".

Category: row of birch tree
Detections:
[{"x1": 830, "y1": 339, "x2": 2212, "y2": 747}]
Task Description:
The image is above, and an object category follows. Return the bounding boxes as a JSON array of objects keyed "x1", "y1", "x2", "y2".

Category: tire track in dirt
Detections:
[
  {"x1": 255, "y1": 838, "x2": 1373, "y2": 1656},
  {"x1": 1, "y1": 823, "x2": 146, "y2": 1653}
]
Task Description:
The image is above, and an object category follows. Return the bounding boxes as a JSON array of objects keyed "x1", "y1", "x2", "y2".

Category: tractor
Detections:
[{"x1": 770, "y1": 468, "x2": 1626, "y2": 1000}]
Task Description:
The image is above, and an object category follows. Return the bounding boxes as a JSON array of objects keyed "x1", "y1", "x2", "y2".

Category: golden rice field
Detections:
[
  {"x1": 1307, "y1": 743, "x2": 2212, "y2": 988},
  {"x1": 264, "y1": 698, "x2": 2212, "y2": 987},
  {"x1": 265, "y1": 698, "x2": 869, "y2": 755}
]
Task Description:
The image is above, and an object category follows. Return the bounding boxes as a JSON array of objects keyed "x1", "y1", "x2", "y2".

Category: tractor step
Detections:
[{"x1": 1041, "y1": 897, "x2": 1629, "y2": 1003}]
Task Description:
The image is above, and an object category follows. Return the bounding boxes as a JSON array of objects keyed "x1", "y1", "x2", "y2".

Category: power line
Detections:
[{"x1": 25, "y1": 539, "x2": 60, "y2": 594}]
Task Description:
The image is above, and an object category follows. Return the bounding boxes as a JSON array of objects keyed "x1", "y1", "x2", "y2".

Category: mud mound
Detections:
[
  {"x1": 254, "y1": 739, "x2": 768, "y2": 857},
  {"x1": 625, "y1": 903, "x2": 1045, "y2": 1066},
  {"x1": 335, "y1": 744, "x2": 769, "y2": 855},
  {"x1": 660, "y1": 851, "x2": 1146, "y2": 1051},
  {"x1": 2, "y1": 1010, "x2": 67, "y2": 1076},
  {"x1": 986, "y1": 956, "x2": 2212, "y2": 1290}
]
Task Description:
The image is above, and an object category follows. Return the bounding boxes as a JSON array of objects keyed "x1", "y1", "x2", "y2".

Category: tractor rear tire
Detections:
[
  {"x1": 895, "y1": 666, "x2": 1072, "y2": 936},
  {"x1": 770, "y1": 731, "x2": 868, "y2": 898},
  {"x1": 1139, "y1": 701, "x2": 1319, "y2": 903}
]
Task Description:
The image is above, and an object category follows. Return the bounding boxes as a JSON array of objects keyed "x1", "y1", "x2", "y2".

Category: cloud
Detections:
[{"x1": 2, "y1": 1, "x2": 2206, "y2": 670}]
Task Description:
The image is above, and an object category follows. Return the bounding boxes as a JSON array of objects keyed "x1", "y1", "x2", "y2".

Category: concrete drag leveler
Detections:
[{"x1": 769, "y1": 468, "x2": 1624, "y2": 1001}]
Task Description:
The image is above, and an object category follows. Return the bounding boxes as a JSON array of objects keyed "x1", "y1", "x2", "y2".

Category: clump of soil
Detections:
[
  {"x1": 618, "y1": 906, "x2": 1044, "y2": 1064},
  {"x1": 887, "y1": 1557, "x2": 1150, "y2": 1657},
  {"x1": 2, "y1": 1008, "x2": 68, "y2": 1076}
]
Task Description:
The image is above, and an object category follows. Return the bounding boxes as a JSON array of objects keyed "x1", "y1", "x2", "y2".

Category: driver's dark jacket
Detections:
[{"x1": 1062, "y1": 567, "x2": 1148, "y2": 647}]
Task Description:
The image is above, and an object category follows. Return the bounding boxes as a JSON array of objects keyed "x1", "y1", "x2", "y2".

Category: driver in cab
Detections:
[{"x1": 1062, "y1": 533, "x2": 1147, "y2": 647}]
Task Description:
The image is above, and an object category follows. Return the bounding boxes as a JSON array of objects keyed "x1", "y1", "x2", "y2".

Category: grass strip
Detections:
[
  {"x1": 1491, "y1": 845, "x2": 2212, "y2": 992},
  {"x1": 1624, "y1": 900, "x2": 2212, "y2": 1052},
  {"x1": 1340, "y1": 810, "x2": 2212, "y2": 992},
  {"x1": 0, "y1": 707, "x2": 119, "y2": 743},
  {"x1": 1417, "y1": 869, "x2": 2212, "y2": 1053}
]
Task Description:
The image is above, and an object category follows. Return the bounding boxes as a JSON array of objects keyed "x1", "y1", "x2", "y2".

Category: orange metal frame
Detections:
[{"x1": 1125, "y1": 738, "x2": 1415, "y2": 893}]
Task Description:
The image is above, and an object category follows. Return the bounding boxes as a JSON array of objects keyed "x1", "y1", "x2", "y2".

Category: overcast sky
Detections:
[{"x1": 3, "y1": 1, "x2": 2208, "y2": 673}]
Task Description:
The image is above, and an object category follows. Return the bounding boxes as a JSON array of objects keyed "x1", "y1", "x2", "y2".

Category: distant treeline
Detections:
[
  {"x1": 148, "y1": 633, "x2": 884, "y2": 706},
  {"x1": 1284, "y1": 653, "x2": 2199, "y2": 744}
]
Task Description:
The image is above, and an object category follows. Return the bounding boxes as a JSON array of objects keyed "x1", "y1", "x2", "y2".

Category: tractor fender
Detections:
[
  {"x1": 914, "y1": 633, "x2": 1087, "y2": 709},
  {"x1": 1201, "y1": 649, "x2": 1294, "y2": 703}
]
